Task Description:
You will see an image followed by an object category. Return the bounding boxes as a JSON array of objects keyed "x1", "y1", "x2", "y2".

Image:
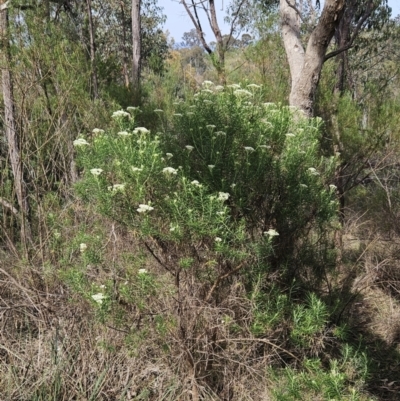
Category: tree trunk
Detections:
[
  {"x1": 131, "y1": 0, "x2": 141, "y2": 90},
  {"x1": 120, "y1": 2, "x2": 130, "y2": 88},
  {"x1": 0, "y1": 0, "x2": 32, "y2": 252},
  {"x1": 280, "y1": 0, "x2": 345, "y2": 117},
  {"x1": 209, "y1": 0, "x2": 226, "y2": 84},
  {"x1": 86, "y1": 0, "x2": 98, "y2": 99}
]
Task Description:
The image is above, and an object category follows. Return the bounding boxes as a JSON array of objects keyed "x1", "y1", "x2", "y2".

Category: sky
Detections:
[{"x1": 162, "y1": 0, "x2": 400, "y2": 43}]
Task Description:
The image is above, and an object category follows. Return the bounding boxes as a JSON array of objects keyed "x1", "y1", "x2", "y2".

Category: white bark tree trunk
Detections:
[
  {"x1": 280, "y1": 0, "x2": 345, "y2": 117},
  {"x1": 131, "y1": 0, "x2": 141, "y2": 90}
]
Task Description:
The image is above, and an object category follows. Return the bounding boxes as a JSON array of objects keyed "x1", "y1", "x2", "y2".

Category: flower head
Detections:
[
  {"x1": 218, "y1": 192, "x2": 230, "y2": 201},
  {"x1": 166, "y1": 153, "x2": 173, "y2": 159},
  {"x1": 244, "y1": 146, "x2": 255, "y2": 152},
  {"x1": 90, "y1": 168, "x2": 103, "y2": 176},
  {"x1": 131, "y1": 166, "x2": 143, "y2": 173},
  {"x1": 73, "y1": 138, "x2": 89, "y2": 147},
  {"x1": 308, "y1": 167, "x2": 320, "y2": 176},
  {"x1": 234, "y1": 89, "x2": 252, "y2": 96},
  {"x1": 208, "y1": 165, "x2": 215, "y2": 170},
  {"x1": 118, "y1": 131, "x2": 131, "y2": 137},
  {"x1": 92, "y1": 128, "x2": 104, "y2": 134},
  {"x1": 169, "y1": 224, "x2": 179, "y2": 232},
  {"x1": 154, "y1": 109, "x2": 163, "y2": 113},
  {"x1": 185, "y1": 145, "x2": 194, "y2": 152},
  {"x1": 191, "y1": 180, "x2": 202, "y2": 187},
  {"x1": 264, "y1": 229, "x2": 279, "y2": 237},
  {"x1": 133, "y1": 127, "x2": 150, "y2": 134},
  {"x1": 162, "y1": 167, "x2": 178, "y2": 175},
  {"x1": 127, "y1": 106, "x2": 139, "y2": 112},
  {"x1": 138, "y1": 268, "x2": 148, "y2": 274},
  {"x1": 80, "y1": 243, "x2": 87, "y2": 253},
  {"x1": 285, "y1": 133, "x2": 295, "y2": 137},
  {"x1": 215, "y1": 237, "x2": 222, "y2": 242},
  {"x1": 202, "y1": 80, "x2": 214, "y2": 86},
  {"x1": 112, "y1": 110, "x2": 130, "y2": 119},
  {"x1": 108, "y1": 184, "x2": 125, "y2": 192},
  {"x1": 137, "y1": 204, "x2": 154, "y2": 213},
  {"x1": 92, "y1": 293, "x2": 106, "y2": 305}
]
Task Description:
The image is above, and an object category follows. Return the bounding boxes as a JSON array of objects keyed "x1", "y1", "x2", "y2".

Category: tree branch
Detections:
[
  {"x1": 181, "y1": 0, "x2": 213, "y2": 54},
  {"x1": 225, "y1": 0, "x2": 248, "y2": 52},
  {"x1": 325, "y1": 0, "x2": 376, "y2": 62},
  {"x1": 285, "y1": 0, "x2": 305, "y2": 24}
]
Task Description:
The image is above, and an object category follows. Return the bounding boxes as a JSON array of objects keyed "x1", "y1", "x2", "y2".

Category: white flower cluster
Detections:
[
  {"x1": 234, "y1": 89, "x2": 252, "y2": 97},
  {"x1": 162, "y1": 167, "x2": 178, "y2": 175},
  {"x1": 137, "y1": 204, "x2": 154, "y2": 213},
  {"x1": 218, "y1": 192, "x2": 230, "y2": 201},
  {"x1": 133, "y1": 127, "x2": 150, "y2": 134},
  {"x1": 112, "y1": 110, "x2": 130, "y2": 118},
  {"x1": 92, "y1": 293, "x2": 106, "y2": 305},
  {"x1": 127, "y1": 106, "x2": 139, "y2": 112},
  {"x1": 118, "y1": 131, "x2": 131, "y2": 137},
  {"x1": 73, "y1": 138, "x2": 89, "y2": 147},
  {"x1": 264, "y1": 229, "x2": 279, "y2": 237},
  {"x1": 308, "y1": 167, "x2": 320, "y2": 176},
  {"x1": 191, "y1": 180, "x2": 202, "y2": 187},
  {"x1": 90, "y1": 168, "x2": 103, "y2": 176},
  {"x1": 108, "y1": 184, "x2": 125, "y2": 192}
]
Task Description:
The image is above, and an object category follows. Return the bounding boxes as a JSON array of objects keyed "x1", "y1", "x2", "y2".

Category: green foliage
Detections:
[
  {"x1": 164, "y1": 82, "x2": 338, "y2": 278},
  {"x1": 272, "y1": 346, "x2": 371, "y2": 401},
  {"x1": 291, "y1": 293, "x2": 329, "y2": 347}
]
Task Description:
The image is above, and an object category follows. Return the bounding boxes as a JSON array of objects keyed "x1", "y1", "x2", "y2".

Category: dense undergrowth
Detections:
[{"x1": 2, "y1": 76, "x2": 400, "y2": 400}]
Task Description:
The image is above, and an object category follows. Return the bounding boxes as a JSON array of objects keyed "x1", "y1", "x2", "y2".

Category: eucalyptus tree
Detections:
[
  {"x1": 257, "y1": 0, "x2": 391, "y2": 117},
  {"x1": 179, "y1": 0, "x2": 250, "y2": 84},
  {"x1": 132, "y1": 0, "x2": 141, "y2": 90},
  {"x1": 92, "y1": 0, "x2": 166, "y2": 90}
]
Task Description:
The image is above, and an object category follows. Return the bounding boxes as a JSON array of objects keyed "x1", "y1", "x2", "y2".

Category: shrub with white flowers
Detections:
[{"x1": 75, "y1": 93, "x2": 338, "y2": 304}]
